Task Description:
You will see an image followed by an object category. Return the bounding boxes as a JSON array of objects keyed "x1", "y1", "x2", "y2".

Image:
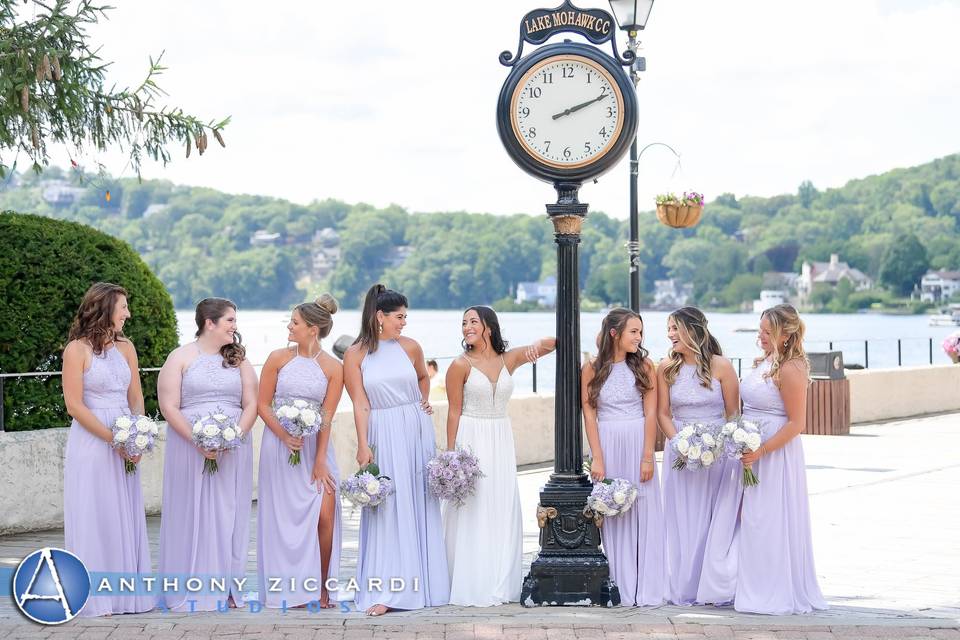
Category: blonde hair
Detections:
[
  {"x1": 755, "y1": 303, "x2": 809, "y2": 385},
  {"x1": 294, "y1": 293, "x2": 338, "y2": 339},
  {"x1": 662, "y1": 307, "x2": 722, "y2": 389}
]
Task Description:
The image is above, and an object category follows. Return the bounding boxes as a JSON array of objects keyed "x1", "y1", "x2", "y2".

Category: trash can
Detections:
[{"x1": 806, "y1": 351, "x2": 850, "y2": 435}]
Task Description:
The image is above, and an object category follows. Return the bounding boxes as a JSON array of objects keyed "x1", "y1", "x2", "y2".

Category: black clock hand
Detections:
[{"x1": 552, "y1": 92, "x2": 607, "y2": 120}]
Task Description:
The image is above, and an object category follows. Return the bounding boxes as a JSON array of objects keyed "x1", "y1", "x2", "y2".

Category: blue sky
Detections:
[{"x1": 71, "y1": 0, "x2": 960, "y2": 217}]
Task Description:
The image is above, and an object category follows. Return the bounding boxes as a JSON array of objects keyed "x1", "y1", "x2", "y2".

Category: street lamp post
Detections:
[{"x1": 609, "y1": 0, "x2": 655, "y2": 312}]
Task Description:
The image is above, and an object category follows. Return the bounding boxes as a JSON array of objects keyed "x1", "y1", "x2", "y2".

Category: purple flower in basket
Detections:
[
  {"x1": 587, "y1": 477, "x2": 639, "y2": 517},
  {"x1": 426, "y1": 447, "x2": 485, "y2": 507}
]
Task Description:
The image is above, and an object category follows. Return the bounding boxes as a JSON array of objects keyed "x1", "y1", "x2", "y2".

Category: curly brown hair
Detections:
[
  {"x1": 195, "y1": 298, "x2": 246, "y2": 368},
  {"x1": 67, "y1": 282, "x2": 128, "y2": 355},
  {"x1": 587, "y1": 308, "x2": 652, "y2": 408}
]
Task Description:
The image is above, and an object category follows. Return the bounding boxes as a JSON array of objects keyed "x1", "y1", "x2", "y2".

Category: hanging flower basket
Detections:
[{"x1": 655, "y1": 192, "x2": 704, "y2": 229}]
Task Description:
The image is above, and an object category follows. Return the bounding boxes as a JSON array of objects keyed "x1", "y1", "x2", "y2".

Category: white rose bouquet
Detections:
[
  {"x1": 190, "y1": 409, "x2": 244, "y2": 474},
  {"x1": 111, "y1": 414, "x2": 161, "y2": 474},
  {"x1": 340, "y1": 451, "x2": 394, "y2": 510},
  {"x1": 587, "y1": 477, "x2": 640, "y2": 518},
  {"x1": 670, "y1": 421, "x2": 723, "y2": 472},
  {"x1": 273, "y1": 397, "x2": 325, "y2": 466},
  {"x1": 718, "y1": 416, "x2": 763, "y2": 486}
]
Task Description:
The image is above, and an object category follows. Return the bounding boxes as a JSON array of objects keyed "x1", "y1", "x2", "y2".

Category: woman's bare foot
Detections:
[
  {"x1": 319, "y1": 592, "x2": 337, "y2": 609},
  {"x1": 365, "y1": 604, "x2": 389, "y2": 616}
]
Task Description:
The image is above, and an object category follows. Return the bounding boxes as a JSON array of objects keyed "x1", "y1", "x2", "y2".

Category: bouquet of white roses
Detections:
[
  {"x1": 274, "y1": 397, "x2": 325, "y2": 466},
  {"x1": 111, "y1": 414, "x2": 160, "y2": 474},
  {"x1": 671, "y1": 421, "x2": 722, "y2": 471},
  {"x1": 587, "y1": 477, "x2": 640, "y2": 518},
  {"x1": 340, "y1": 457, "x2": 394, "y2": 510},
  {"x1": 718, "y1": 416, "x2": 763, "y2": 486},
  {"x1": 191, "y1": 410, "x2": 244, "y2": 474}
]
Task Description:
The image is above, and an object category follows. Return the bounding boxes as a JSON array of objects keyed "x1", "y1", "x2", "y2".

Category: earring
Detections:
[{"x1": 378, "y1": 322, "x2": 383, "y2": 334}]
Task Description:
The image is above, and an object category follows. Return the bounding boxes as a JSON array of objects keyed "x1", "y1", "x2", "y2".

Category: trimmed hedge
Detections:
[{"x1": 0, "y1": 211, "x2": 179, "y2": 431}]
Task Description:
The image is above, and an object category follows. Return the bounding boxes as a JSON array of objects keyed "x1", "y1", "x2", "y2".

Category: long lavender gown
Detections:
[
  {"x1": 355, "y1": 339, "x2": 449, "y2": 610},
  {"x1": 597, "y1": 361, "x2": 666, "y2": 607},
  {"x1": 733, "y1": 358, "x2": 827, "y2": 614},
  {"x1": 661, "y1": 364, "x2": 728, "y2": 605},
  {"x1": 257, "y1": 354, "x2": 341, "y2": 607},
  {"x1": 64, "y1": 346, "x2": 153, "y2": 617},
  {"x1": 158, "y1": 350, "x2": 253, "y2": 611}
]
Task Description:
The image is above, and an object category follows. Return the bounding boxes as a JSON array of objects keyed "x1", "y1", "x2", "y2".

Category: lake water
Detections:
[{"x1": 175, "y1": 309, "x2": 960, "y2": 395}]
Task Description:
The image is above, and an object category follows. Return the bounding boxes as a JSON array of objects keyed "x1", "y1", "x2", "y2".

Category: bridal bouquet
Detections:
[
  {"x1": 340, "y1": 452, "x2": 394, "y2": 509},
  {"x1": 191, "y1": 410, "x2": 244, "y2": 474},
  {"x1": 426, "y1": 447, "x2": 485, "y2": 507},
  {"x1": 670, "y1": 421, "x2": 722, "y2": 471},
  {"x1": 111, "y1": 414, "x2": 160, "y2": 474},
  {"x1": 718, "y1": 416, "x2": 763, "y2": 486},
  {"x1": 274, "y1": 397, "x2": 324, "y2": 466},
  {"x1": 587, "y1": 477, "x2": 639, "y2": 517}
]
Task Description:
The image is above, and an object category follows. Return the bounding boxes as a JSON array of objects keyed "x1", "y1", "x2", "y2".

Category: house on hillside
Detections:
[
  {"x1": 653, "y1": 279, "x2": 693, "y2": 309},
  {"x1": 797, "y1": 254, "x2": 872, "y2": 305},
  {"x1": 250, "y1": 230, "x2": 281, "y2": 246},
  {"x1": 41, "y1": 181, "x2": 85, "y2": 206},
  {"x1": 515, "y1": 276, "x2": 557, "y2": 308},
  {"x1": 920, "y1": 270, "x2": 960, "y2": 303}
]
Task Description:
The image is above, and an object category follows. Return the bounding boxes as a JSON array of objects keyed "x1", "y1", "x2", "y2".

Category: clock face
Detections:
[{"x1": 510, "y1": 54, "x2": 625, "y2": 169}]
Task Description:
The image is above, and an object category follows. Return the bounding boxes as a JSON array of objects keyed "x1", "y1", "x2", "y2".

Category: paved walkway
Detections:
[{"x1": 2, "y1": 413, "x2": 959, "y2": 638}]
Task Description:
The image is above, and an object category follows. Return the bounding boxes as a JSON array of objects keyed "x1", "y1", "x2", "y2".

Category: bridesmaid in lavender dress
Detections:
[
  {"x1": 734, "y1": 304, "x2": 826, "y2": 614},
  {"x1": 62, "y1": 282, "x2": 153, "y2": 616},
  {"x1": 157, "y1": 298, "x2": 259, "y2": 611},
  {"x1": 257, "y1": 294, "x2": 343, "y2": 609},
  {"x1": 343, "y1": 284, "x2": 449, "y2": 616},
  {"x1": 582, "y1": 308, "x2": 666, "y2": 607},
  {"x1": 656, "y1": 307, "x2": 739, "y2": 606}
]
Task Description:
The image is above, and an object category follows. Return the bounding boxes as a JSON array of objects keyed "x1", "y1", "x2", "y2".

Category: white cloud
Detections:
[{"x1": 60, "y1": 0, "x2": 960, "y2": 218}]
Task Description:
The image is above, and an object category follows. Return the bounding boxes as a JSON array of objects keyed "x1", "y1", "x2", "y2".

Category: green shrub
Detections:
[{"x1": 0, "y1": 211, "x2": 178, "y2": 431}]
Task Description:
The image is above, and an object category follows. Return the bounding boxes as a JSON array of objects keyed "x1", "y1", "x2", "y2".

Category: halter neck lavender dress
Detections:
[
  {"x1": 355, "y1": 339, "x2": 449, "y2": 610},
  {"x1": 733, "y1": 358, "x2": 826, "y2": 614},
  {"x1": 64, "y1": 346, "x2": 153, "y2": 616},
  {"x1": 661, "y1": 363, "x2": 728, "y2": 605},
  {"x1": 596, "y1": 361, "x2": 666, "y2": 606},
  {"x1": 158, "y1": 350, "x2": 253, "y2": 611},
  {"x1": 257, "y1": 353, "x2": 341, "y2": 607}
]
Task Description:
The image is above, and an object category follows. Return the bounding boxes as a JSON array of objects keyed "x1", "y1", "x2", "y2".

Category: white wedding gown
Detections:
[{"x1": 442, "y1": 358, "x2": 524, "y2": 606}]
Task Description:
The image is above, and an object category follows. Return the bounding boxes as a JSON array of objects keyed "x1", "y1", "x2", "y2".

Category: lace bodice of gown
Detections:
[
  {"x1": 669, "y1": 363, "x2": 724, "y2": 424},
  {"x1": 83, "y1": 346, "x2": 131, "y2": 410},
  {"x1": 275, "y1": 354, "x2": 328, "y2": 404},
  {"x1": 741, "y1": 358, "x2": 786, "y2": 419},
  {"x1": 597, "y1": 361, "x2": 645, "y2": 421},
  {"x1": 181, "y1": 351, "x2": 242, "y2": 413},
  {"x1": 461, "y1": 359, "x2": 514, "y2": 419}
]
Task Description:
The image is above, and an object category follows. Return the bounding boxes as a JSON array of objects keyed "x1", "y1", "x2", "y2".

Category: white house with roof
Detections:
[
  {"x1": 920, "y1": 270, "x2": 960, "y2": 303},
  {"x1": 653, "y1": 279, "x2": 693, "y2": 309},
  {"x1": 797, "y1": 254, "x2": 872, "y2": 304},
  {"x1": 515, "y1": 276, "x2": 557, "y2": 308}
]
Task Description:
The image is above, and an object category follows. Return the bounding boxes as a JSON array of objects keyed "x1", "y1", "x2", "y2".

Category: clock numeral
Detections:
[
  {"x1": 606, "y1": 106, "x2": 613, "y2": 117},
  {"x1": 527, "y1": 87, "x2": 542, "y2": 99},
  {"x1": 528, "y1": 127, "x2": 537, "y2": 139},
  {"x1": 520, "y1": 106, "x2": 530, "y2": 118},
  {"x1": 586, "y1": 72, "x2": 592, "y2": 84},
  {"x1": 544, "y1": 141, "x2": 551, "y2": 152},
  {"x1": 599, "y1": 126, "x2": 607, "y2": 136},
  {"x1": 563, "y1": 146, "x2": 571, "y2": 159},
  {"x1": 584, "y1": 141, "x2": 592, "y2": 153},
  {"x1": 562, "y1": 65, "x2": 575, "y2": 79},
  {"x1": 541, "y1": 71, "x2": 553, "y2": 84}
]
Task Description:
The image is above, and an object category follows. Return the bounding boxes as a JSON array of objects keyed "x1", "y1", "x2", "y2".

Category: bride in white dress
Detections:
[{"x1": 442, "y1": 306, "x2": 555, "y2": 606}]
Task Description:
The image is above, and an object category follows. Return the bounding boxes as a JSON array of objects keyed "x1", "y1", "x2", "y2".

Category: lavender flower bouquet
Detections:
[
  {"x1": 111, "y1": 414, "x2": 160, "y2": 474},
  {"x1": 340, "y1": 456, "x2": 394, "y2": 509},
  {"x1": 671, "y1": 421, "x2": 723, "y2": 471},
  {"x1": 274, "y1": 397, "x2": 324, "y2": 466},
  {"x1": 586, "y1": 477, "x2": 639, "y2": 517},
  {"x1": 718, "y1": 416, "x2": 763, "y2": 486},
  {"x1": 191, "y1": 409, "x2": 244, "y2": 474},
  {"x1": 426, "y1": 447, "x2": 485, "y2": 507}
]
